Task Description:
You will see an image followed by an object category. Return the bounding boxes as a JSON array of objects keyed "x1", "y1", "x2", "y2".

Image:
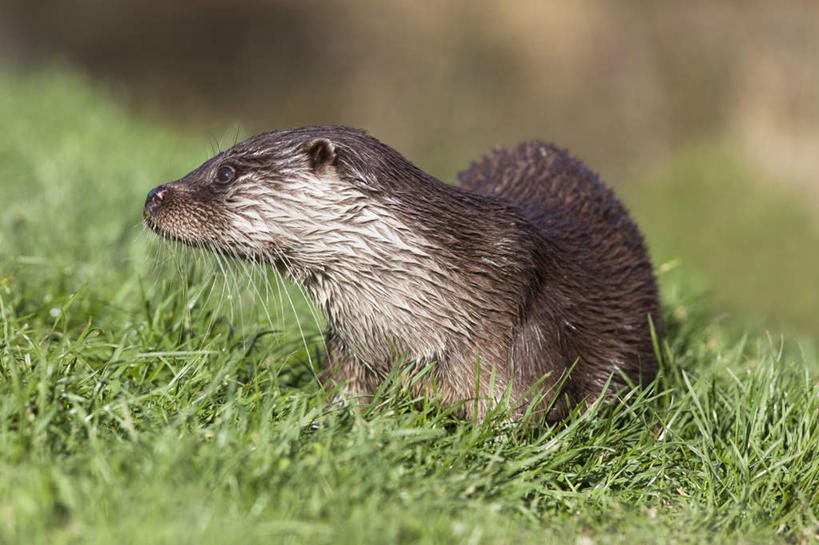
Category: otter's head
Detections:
[{"x1": 144, "y1": 126, "x2": 435, "y2": 277}]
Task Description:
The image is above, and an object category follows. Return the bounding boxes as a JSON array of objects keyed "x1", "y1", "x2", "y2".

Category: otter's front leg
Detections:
[{"x1": 319, "y1": 332, "x2": 381, "y2": 407}]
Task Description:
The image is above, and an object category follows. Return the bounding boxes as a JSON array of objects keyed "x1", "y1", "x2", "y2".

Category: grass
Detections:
[{"x1": 1, "y1": 68, "x2": 818, "y2": 544}]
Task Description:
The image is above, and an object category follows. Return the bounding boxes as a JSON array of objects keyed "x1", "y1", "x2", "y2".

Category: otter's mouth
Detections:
[
  {"x1": 143, "y1": 212, "x2": 213, "y2": 251},
  {"x1": 143, "y1": 215, "x2": 188, "y2": 245},
  {"x1": 142, "y1": 207, "x2": 163, "y2": 234}
]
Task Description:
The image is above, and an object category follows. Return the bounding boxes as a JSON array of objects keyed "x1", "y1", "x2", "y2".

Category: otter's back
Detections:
[{"x1": 457, "y1": 142, "x2": 639, "y2": 244}]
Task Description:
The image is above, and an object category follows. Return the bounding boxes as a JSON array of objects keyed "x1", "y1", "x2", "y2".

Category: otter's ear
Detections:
[{"x1": 305, "y1": 138, "x2": 337, "y2": 172}]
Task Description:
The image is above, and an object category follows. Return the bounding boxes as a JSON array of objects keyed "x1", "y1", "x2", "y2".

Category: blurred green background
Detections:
[{"x1": 1, "y1": 0, "x2": 817, "y2": 336}]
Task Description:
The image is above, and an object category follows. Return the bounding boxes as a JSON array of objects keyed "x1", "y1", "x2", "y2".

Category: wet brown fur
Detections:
[{"x1": 144, "y1": 126, "x2": 661, "y2": 423}]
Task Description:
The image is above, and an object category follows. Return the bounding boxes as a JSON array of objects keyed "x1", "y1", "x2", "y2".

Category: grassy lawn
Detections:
[{"x1": 1, "y1": 69, "x2": 817, "y2": 544}]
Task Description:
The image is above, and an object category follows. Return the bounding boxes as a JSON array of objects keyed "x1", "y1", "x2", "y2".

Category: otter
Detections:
[{"x1": 143, "y1": 125, "x2": 661, "y2": 422}]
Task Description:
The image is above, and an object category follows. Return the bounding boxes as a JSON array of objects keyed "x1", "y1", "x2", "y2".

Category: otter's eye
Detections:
[{"x1": 215, "y1": 165, "x2": 236, "y2": 185}]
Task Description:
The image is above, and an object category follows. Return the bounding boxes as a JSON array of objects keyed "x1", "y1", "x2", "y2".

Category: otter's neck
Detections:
[{"x1": 296, "y1": 182, "x2": 538, "y2": 368}]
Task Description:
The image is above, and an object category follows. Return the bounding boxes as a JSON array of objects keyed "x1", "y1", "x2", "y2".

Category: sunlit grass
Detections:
[{"x1": 1, "y1": 68, "x2": 817, "y2": 544}]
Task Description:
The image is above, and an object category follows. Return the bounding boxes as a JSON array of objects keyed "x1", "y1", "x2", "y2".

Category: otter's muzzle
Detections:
[{"x1": 143, "y1": 185, "x2": 168, "y2": 221}]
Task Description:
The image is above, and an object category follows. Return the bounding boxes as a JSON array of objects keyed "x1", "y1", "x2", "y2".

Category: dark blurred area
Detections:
[{"x1": 3, "y1": 0, "x2": 817, "y2": 185}]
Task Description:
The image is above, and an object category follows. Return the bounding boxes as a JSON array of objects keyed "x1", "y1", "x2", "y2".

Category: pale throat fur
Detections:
[{"x1": 228, "y1": 162, "x2": 525, "y2": 381}]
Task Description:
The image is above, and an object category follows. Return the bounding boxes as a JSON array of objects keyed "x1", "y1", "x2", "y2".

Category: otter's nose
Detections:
[{"x1": 144, "y1": 185, "x2": 168, "y2": 220}]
